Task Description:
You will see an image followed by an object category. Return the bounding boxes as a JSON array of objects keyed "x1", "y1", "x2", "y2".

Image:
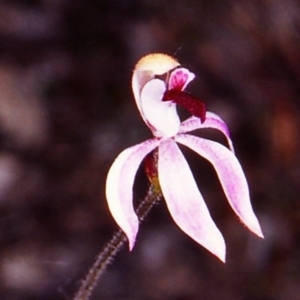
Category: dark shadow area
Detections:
[{"x1": 0, "y1": 0, "x2": 300, "y2": 299}]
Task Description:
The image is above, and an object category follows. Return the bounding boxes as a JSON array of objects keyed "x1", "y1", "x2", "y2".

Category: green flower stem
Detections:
[{"x1": 73, "y1": 185, "x2": 162, "y2": 300}]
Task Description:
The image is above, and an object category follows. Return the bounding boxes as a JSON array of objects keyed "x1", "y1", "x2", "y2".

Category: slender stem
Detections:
[{"x1": 73, "y1": 185, "x2": 162, "y2": 300}]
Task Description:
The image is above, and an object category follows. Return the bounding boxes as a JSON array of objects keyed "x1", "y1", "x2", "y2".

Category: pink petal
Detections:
[
  {"x1": 179, "y1": 112, "x2": 234, "y2": 152},
  {"x1": 158, "y1": 139, "x2": 226, "y2": 262},
  {"x1": 141, "y1": 79, "x2": 180, "y2": 138},
  {"x1": 175, "y1": 134, "x2": 264, "y2": 238},
  {"x1": 106, "y1": 138, "x2": 160, "y2": 250},
  {"x1": 168, "y1": 67, "x2": 195, "y2": 91}
]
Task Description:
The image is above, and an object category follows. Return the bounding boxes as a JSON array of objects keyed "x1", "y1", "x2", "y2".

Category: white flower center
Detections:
[{"x1": 140, "y1": 78, "x2": 180, "y2": 138}]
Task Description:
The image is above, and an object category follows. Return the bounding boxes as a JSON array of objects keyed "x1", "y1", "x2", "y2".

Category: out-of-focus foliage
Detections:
[{"x1": 0, "y1": 0, "x2": 300, "y2": 299}]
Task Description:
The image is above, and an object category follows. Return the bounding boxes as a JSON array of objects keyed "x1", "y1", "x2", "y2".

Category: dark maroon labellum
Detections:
[{"x1": 162, "y1": 89, "x2": 206, "y2": 123}]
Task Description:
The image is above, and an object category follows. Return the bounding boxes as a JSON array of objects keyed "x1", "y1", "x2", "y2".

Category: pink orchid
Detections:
[{"x1": 106, "y1": 53, "x2": 263, "y2": 262}]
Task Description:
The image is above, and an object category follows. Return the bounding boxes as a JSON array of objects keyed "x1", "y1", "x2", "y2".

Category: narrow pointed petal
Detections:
[
  {"x1": 158, "y1": 139, "x2": 226, "y2": 262},
  {"x1": 179, "y1": 112, "x2": 234, "y2": 152},
  {"x1": 106, "y1": 138, "x2": 160, "y2": 250},
  {"x1": 176, "y1": 134, "x2": 263, "y2": 238}
]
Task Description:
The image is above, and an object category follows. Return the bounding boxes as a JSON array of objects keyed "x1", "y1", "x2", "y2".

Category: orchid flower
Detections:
[{"x1": 106, "y1": 53, "x2": 263, "y2": 262}]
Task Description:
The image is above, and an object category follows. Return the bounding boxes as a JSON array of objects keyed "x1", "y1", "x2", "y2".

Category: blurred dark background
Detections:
[{"x1": 0, "y1": 0, "x2": 300, "y2": 299}]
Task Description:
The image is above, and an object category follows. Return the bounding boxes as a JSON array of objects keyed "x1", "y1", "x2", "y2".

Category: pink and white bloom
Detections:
[{"x1": 106, "y1": 53, "x2": 263, "y2": 262}]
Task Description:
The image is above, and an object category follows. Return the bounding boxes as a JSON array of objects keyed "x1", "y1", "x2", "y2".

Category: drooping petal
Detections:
[
  {"x1": 140, "y1": 78, "x2": 180, "y2": 138},
  {"x1": 106, "y1": 138, "x2": 160, "y2": 250},
  {"x1": 175, "y1": 134, "x2": 263, "y2": 238},
  {"x1": 168, "y1": 67, "x2": 195, "y2": 91},
  {"x1": 158, "y1": 139, "x2": 226, "y2": 262},
  {"x1": 179, "y1": 112, "x2": 234, "y2": 152}
]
